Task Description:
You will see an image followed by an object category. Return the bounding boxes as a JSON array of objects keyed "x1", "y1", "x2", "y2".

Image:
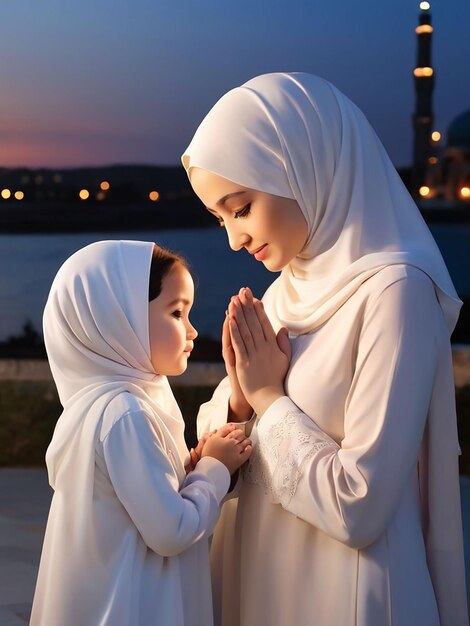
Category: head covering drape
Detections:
[
  {"x1": 44, "y1": 240, "x2": 189, "y2": 541},
  {"x1": 182, "y1": 72, "x2": 461, "y2": 336},
  {"x1": 182, "y1": 73, "x2": 467, "y2": 624}
]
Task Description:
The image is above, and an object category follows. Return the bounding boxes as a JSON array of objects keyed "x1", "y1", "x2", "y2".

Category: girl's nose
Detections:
[{"x1": 187, "y1": 322, "x2": 198, "y2": 340}]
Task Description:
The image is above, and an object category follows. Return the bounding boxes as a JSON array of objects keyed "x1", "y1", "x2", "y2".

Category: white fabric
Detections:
[
  {"x1": 30, "y1": 240, "x2": 230, "y2": 626},
  {"x1": 182, "y1": 72, "x2": 461, "y2": 336},
  {"x1": 186, "y1": 73, "x2": 468, "y2": 625},
  {"x1": 199, "y1": 266, "x2": 468, "y2": 626}
]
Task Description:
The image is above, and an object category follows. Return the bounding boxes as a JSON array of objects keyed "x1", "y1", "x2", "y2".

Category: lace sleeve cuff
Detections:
[{"x1": 244, "y1": 396, "x2": 338, "y2": 507}]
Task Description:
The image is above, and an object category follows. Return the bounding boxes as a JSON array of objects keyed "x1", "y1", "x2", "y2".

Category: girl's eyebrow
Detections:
[
  {"x1": 167, "y1": 298, "x2": 191, "y2": 307},
  {"x1": 206, "y1": 191, "x2": 247, "y2": 213}
]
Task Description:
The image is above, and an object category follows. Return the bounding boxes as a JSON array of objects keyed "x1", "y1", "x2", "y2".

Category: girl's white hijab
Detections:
[
  {"x1": 44, "y1": 240, "x2": 188, "y2": 509},
  {"x1": 182, "y1": 73, "x2": 468, "y2": 624},
  {"x1": 182, "y1": 72, "x2": 461, "y2": 336}
]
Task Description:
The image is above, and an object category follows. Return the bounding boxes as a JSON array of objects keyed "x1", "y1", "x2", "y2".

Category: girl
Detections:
[
  {"x1": 30, "y1": 240, "x2": 252, "y2": 626},
  {"x1": 182, "y1": 73, "x2": 468, "y2": 625}
]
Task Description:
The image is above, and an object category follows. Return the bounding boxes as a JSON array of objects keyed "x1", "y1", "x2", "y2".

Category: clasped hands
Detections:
[{"x1": 223, "y1": 286, "x2": 291, "y2": 420}]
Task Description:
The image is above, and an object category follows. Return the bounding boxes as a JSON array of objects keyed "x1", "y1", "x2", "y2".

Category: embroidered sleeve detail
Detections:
[{"x1": 243, "y1": 410, "x2": 337, "y2": 507}]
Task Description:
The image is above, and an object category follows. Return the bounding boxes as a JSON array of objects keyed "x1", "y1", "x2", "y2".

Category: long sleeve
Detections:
[
  {"x1": 247, "y1": 272, "x2": 442, "y2": 549},
  {"x1": 102, "y1": 410, "x2": 230, "y2": 557},
  {"x1": 197, "y1": 376, "x2": 232, "y2": 437}
]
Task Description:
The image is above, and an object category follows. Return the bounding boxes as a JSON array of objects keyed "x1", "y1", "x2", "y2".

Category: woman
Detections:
[{"x1": 182, "y1": 73, "x2": 468, "y2": 626}]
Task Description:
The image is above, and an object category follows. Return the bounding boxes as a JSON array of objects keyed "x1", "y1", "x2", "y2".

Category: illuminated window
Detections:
[
  {"x1": 1, "y1": 188, "x2": 11, "y2": 199},
  {"x1": 413, "y1": 67, "x2": 434, "y2": 77},
  {"x1": 14, "y1": 191, "x2": 24, "y2": 200},
  {"x1": 431, "y1": 131, "x2": 441, "y2": 142},
  {"x1": 100, "y1": 181, "x2": 110, "y2": 191},
  {"x1": 419, "y1": 186, "x2": 431, "y2": 197},
  {"x1": 149, "y1": 191, "x2": 160, "y2": 201},
  {"x1": 79, "y1": 189, "x2": 90, "y2": 200}
]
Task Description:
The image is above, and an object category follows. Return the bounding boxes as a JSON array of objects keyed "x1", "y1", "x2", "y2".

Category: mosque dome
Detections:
[{"x1": 447, "y1": 110, "x2": 470, "y2": 149}]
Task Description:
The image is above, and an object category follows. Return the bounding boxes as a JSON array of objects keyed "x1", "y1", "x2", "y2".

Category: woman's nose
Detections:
[{"x1": 226, "y1": 224, "x2": 250, "y2": 251}]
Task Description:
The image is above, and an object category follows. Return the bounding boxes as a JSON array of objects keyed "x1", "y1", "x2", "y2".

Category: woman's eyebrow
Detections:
[{"x1": 216, "y1": 191, "x2": 247, "y2": 207}]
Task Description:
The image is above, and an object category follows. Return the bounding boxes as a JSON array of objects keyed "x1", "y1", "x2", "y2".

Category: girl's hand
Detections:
[
  {"x1": 222, "y1": 311, "x2": 253, "y2": 422},
  {"x1": 201, "y1": 425, "x2": 252, "y2": 475},
  {"x1": 185, "y1": 430, "x2": 215, "y2": 474},
  {"x1": 228, "y1": 287, "x2": 292, "y2": 417}
]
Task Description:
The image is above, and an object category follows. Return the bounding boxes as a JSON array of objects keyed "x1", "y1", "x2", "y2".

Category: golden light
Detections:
[
  {"x1": 428, "y1": 156, "x2": 438, "y2": 165},
  {"x1": 100, "y1": 181, "x2": 110, "y2": 191},
  {"x1": 149, "y1": 191, "x2": 160, "y2": 202},
  {"x1": 420, "y1": 1, "x2": 430, "y2": 10},
  {"x1": 96, "y1": 191, "x2": 106, "y2": 201},
  {"x1": 416, "y1": 25, "x2": 433, "y2": 34},
  {"x1": 459, "y1": 186, "x2": 470, "y2": 199},
  {"x1": 14, "y1": 191, "x2": 24, "y2": 200},
  {"x1": 431, "y1": 131, "x2": 441, "y2": 142},
  {"x1": 79, "y1": 189, "x2": 90, "y2": 200},
  {"x1": 1, "y1": 188, "x2": 11, "y2": 199},
  {"x1": 419, "y1": 186, "x2": 431, "y2": 197},
  {"x1": 414, "y1": 67, "x2": 434, "y2": 77}
]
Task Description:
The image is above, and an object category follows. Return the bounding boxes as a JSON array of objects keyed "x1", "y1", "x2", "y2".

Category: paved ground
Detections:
[{"x1": 1, "y1": 469, "x2": 470, "y2": 625}]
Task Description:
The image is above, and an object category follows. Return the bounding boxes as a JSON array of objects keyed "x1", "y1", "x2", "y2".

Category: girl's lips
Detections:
[{"x1": 254, "y1": 244, "x2": 268, "y2": 261}]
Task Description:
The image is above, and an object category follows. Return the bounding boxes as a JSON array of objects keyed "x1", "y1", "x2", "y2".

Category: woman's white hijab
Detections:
[
  {"x1": 182, "y1": 73, "x2": 467, "y2": 624},
  {"x1": 43, "y1": 240, "x2": 188, "y2": 547},
  {"x1": 182, "y1": 72, "x2": 461, "y2": 336}
]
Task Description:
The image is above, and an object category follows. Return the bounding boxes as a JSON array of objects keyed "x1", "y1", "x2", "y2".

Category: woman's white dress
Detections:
[{"x1": 198, "y1": 266, "x2": 468, "y2": 626}]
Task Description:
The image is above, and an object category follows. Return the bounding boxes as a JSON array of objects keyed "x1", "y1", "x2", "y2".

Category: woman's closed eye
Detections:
[{"x1": 216, "y1": 204, "x2": 251, "y2": 227}]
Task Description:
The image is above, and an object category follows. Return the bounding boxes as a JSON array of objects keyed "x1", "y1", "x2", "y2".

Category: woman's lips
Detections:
[
  {"x1": 250, "y1": 244, "x2": 268, "y2": 261},
  {"x1": 254, "y1": 244, "x2": 268, "y2": 261}
]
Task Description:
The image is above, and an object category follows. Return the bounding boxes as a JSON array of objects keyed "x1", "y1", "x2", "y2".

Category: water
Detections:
[
  {"x1": 0, "y1": 229, "x2": 275, "y2": 341},
  {"x1": 0, "y1": 223, "x2": 469, "y2": 342}
]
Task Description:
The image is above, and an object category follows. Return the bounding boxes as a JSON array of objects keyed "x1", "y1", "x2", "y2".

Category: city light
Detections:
[
  {"x1": 431, "y1": 131, "x2": 441, "y2": 142},
  {"x1": 420, "y1": 1, "x2": 430, "y2": 10},
  {"x1": 79, "y1": 189, "x2": 90, "y2": 200},
  {"x1": 149, "y1": 191, "x2": 160, "y2": 201},
  {"x1": 413, "y1": 67, "x2": 434, "y2": 77},
  {"x1": 428, "y1": 156, "x2": 438, "y2": 165},
  {"x1": 100, "y1": 181, "x2": 110, "y2": 191},
  {"x1": 415, "y1": 25, "x2": 433, "y2": 34},
  {"x1": 1, "y1": 189, "x2": 11, "y2": 199},
  {"x1": 459, "y1": 186, "x2": 470, "y2": 199},
  {"x1": 419, "y1": 186, "x2": 431, "y2": 197},
  {"x1": 14, "y1": 191, "x2": 24, "y2": 200}
]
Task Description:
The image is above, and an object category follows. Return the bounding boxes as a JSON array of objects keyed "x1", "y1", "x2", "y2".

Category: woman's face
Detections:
[{"x1": 190, "y1": 168, "x2": 308, "y2": 272}]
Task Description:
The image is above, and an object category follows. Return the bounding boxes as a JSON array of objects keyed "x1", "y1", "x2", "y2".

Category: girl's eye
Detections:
[
  {"x1": 172, "y1": 310, "x2": 183, "y2": 319},
  {"x1": 216, "y1": 216, "x2": 225, "y2": 228},
  {"x1": 234, "y1": 204, "x2": 251, "y2": 219}
]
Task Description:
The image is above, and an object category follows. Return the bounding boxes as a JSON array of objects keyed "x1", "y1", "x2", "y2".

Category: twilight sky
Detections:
[{"x1": 0, "y1": 0, "x2": 468, "y2": 170}]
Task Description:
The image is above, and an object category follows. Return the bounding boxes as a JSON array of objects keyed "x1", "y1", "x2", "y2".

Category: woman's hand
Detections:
[
  {"x1": 228, "y1": 287, "x2": 291, "y2": 417},
  {"x1": 222, "y1": 304, "x2": 253, "y2": 423}
]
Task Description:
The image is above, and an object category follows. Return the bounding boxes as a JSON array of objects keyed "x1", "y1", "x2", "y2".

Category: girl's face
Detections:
[
  {"x1": 148, "y1": 263, "x2": 197, "y2": 376},
  {"x1": 190, "y1": 168, "x2": 308, "y2": 272}
]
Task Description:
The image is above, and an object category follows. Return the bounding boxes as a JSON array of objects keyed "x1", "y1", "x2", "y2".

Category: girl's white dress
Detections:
[
  {"x1": 199, "y1": 266, "x2": 467, "y2": 626},
  {"x1": 30, "y1": 240, "x2": 230, "y2": 626}
]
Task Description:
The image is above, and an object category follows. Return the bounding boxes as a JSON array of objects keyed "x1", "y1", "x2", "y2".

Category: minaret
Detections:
[{"x1": 411, "y1": 1, "x2": 435, "y2": 197}]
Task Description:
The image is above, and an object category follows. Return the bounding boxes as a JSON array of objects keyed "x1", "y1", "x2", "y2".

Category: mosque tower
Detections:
[{"x1": 411, "y1": 1, "x2": 435, "y2": 197}]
